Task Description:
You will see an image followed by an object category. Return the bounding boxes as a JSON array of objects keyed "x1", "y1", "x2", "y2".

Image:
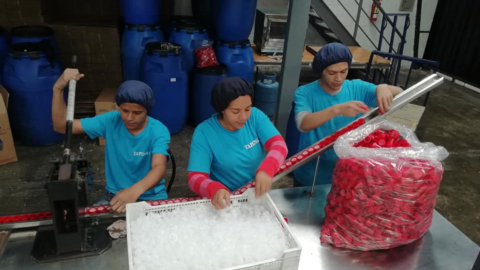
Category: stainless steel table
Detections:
[{"x1": 1, "y1": 186, "x2": 478, "y2": 270}]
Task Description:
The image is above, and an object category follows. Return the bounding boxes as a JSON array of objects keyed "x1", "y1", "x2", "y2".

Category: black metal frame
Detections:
[
  {"x1": 365, "y1": 50, "x2": 440, "y2": 106},
  {"x1": 166, "y1": 149, "x2": 176, "y2": 194},
  {"x1": 473, "y1": 251, "x2": 480, "y2": 270}
]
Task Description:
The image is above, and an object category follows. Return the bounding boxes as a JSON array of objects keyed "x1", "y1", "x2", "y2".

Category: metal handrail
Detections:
[
  {"x1": 364, "y1": 51, "x2": 440, "y2": 107},
  {"x1": 335, "y1": 0, "x2": 408, "y2": 54}
]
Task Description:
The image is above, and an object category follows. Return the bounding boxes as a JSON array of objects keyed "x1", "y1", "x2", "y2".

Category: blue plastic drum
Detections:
[
  {"x1": 121, "y1": 0, "x2": 161, "y2": 25},
  {"x1": 169, "y1": 22, "x2": 209, "y2": 72},
  {"x1": 216, "y1": 0, "x2": 258, "y2": 42},
  {"x1": 140, "y1": 42, "x2": 188, "y2": 134},
  {"x1": 192, "y1": 64, "x2": 228, "y2": 126},
  {"x1": 215, "y1": 40, "x2": 254, "y2": 82},
  {"x1": 121, "y1": 24, "x2": 165, "y2": 81},
  {"x1": 3, "y1": 42, "x2": 64, "y2": 146}
]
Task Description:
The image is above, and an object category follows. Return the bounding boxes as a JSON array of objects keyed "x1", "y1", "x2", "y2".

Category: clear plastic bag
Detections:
[
  {"x1": 320, "y1": 120, "x2": 449, "y2": 250},
  {"x1": 194, "y1": 39, "x2": 219, "y2": 68}
]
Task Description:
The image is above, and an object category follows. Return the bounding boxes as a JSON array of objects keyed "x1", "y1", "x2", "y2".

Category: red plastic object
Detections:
[
  {"x1": 194, "y1": 46, "x2": 219, "y2": 68},
  {"x1": 321, "y1": 153, "x2": 444, "y2": 250},
  {"x1": 354, "y1": 128, "x2": 412, "y2": 149}
]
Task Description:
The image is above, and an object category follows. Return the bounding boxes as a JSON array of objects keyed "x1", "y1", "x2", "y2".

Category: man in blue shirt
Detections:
[
  {"x1": 294, "y1": 43, "x2": 402, "y2": 187},
  {"x1": 52, "y1": 69, "x2": 171, "y2": 213}
]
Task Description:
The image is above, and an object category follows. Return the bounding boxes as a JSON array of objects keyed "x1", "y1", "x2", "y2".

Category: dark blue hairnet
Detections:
[
  {"x1": 115, "y1": 80, "x2": 154, "y2": 112},
  {"x1": 211, "y1": 77, "x2": 254, "y2": 113},
  {"x1": 312, "y1": 43, "x2": 352, "y2": 75}
]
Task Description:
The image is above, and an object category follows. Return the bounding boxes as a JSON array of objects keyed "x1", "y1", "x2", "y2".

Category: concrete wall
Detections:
[{"x1": 324, "y1": 0, "x2": 438, "y2": 59}]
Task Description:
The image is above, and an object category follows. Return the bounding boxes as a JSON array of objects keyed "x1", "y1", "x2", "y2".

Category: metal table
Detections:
[{"x1": 1, "y1": 186, "x2": 479, "y2": 270}]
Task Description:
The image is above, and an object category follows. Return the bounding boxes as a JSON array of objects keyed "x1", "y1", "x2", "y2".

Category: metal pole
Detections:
[
  {"x1": 353, "y1": 0, "x2": 364, "y2": 39},
  {"x1": 309, "y1": 156, "x2": 321, "y2": 197},
  {"x1": 413, "y1": 0, "x2": 422, "y2": 58},
  {"x1": 274, "y1": 0, "x2": 311, "y2": 137},
  {"x1": 473, "y1": 251, "x2": 480, "y2": 270}
]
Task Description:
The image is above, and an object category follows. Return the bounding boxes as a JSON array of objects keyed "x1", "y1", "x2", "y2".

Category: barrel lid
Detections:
[
  {"x1": 12, "y1": 25, "x2": 53, "y2": 37},
  {"x1": 218, "y1": 39, "x2": 251, "y2": 49},
  {"x1": 145, "y1": 42, "x2": 182, "y2": 56},
  {"x1": 194, "y1": 64, "x2": 228, "y2": 75},
  {"x1": 125, "y1": 23, "x2": 161, "y2": 32},
  {"x1": 9, "y1": 41, "x2": 56, "y2": 62},
  {"x1": 174, "y1": 21, "x2": 207, "y2": 33}
]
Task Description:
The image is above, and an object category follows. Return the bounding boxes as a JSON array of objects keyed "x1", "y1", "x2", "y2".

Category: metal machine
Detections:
[
  {"x1": 254, "y1": 9, "x2": 288, "y2": 54},
  {"x1": 30, "y1": 56, "x2": 111, "y2": 263}
]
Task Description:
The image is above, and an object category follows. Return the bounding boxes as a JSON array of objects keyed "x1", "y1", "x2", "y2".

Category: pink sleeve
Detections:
[
  {"x1": 257, "y1": 135, "x2": 288, "y2": 177},
  {"x1": 188, "y1": 172, "x2": 230, "y2": 199}
]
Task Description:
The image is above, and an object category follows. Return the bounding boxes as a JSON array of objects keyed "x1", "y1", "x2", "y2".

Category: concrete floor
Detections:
[{"x1": 0, "y1": 71, "x2": 479, "y2": 247}]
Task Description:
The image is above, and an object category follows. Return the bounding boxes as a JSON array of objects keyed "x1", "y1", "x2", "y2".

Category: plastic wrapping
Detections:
[
  {"x1": 194, "y1": 39, "x2": 219, "y2": 68},
  {"x1": 321, "y1": 120, "x2": 449, "y2": 251}
]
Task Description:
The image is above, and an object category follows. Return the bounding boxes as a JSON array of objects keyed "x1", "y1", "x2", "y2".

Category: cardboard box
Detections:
[
  {"x1": 0, "y1": 85, "x2": 18, "y2": 166},
  {"x1": 95, "y1": 88, "x2": 118, "y2": 146}
]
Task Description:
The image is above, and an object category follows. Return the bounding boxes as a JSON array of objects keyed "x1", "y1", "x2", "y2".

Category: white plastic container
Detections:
[{"x1": 126, "y1": 189, "x2": 302, "y2": 270}]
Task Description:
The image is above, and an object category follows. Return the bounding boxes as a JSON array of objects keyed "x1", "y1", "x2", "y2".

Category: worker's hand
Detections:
[
  {"x1": 212, "y1": 189, "x2": 231, "y2": 210},
  {"x1": 376, "y1": 84, "x2": 394, "y2": 114},
  {"x1": 254, "y1": 170, "x2": 272, "y2": 198},
  {"x1": 333, "y1": 101, "x2": 368, "y2": 117},
  {"x1": 110, "y1": 186, "x2": 143, "y2": 213},
  {"x1": 53, "y1": 68, "x2": 85, "y2": 91}
]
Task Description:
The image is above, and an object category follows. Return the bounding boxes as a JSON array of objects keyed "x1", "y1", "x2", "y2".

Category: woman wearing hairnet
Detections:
[
  {"x1": 51, "y1": 69, "x2": 171, "y2": 213},
  {"x1": 187, "y1": 77, "x2": 288, "y2": 210},
  {"x1": 293, "y1": 43, "x2": 402, "y2": 187}
]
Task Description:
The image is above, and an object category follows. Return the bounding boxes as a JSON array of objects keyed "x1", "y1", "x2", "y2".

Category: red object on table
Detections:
[{"x1": 321, "y1": 127, "x2": 444, "y2": 251}]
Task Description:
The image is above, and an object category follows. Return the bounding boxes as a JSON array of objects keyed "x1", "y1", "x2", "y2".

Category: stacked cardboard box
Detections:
[
  {"x1": 94, "y1": 88, "x2": 118, "y2": 146},
  {"x1": 0, "y1": 85, "x2": 17, "y2": 166}
]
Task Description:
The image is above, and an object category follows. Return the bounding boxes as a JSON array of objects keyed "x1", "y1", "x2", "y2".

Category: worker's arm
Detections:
[
  {"x1": 110, "y1": 153, "x2": 167, "y2": 213},
  {"x1": 188, "y1": 172, "x2": 230, "y2": 209},
  {"x1": 187, "y1": 129, "x2": 231, "y2": 210},
  {"x1": 298, "y1": 101, "x2": 368, "y2": 132},
  {"x1": 52, "y1": 68, "x2": 85, "y2": 134},
  {"x1": 376, "y1": 84, "x2": 402, "y2": 113}
]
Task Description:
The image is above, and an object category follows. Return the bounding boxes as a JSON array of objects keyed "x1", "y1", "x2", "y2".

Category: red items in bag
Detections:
[
  {"x1": 353, "y1": 128, "x2": 411, "y2": 148},
  {"x1": 321, "y1": 120, "x2": 449, "y2": 251},
  {"x1": 195, "y1": 45, "x2": 219, "y2": 68}
]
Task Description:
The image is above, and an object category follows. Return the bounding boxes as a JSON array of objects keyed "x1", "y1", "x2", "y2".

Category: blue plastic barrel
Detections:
[
  {"x1": 11, "y1": 25, "x2": 57, "y2": 49},
  {"x1": 0, "y1": 26, "x2": 9, "y2": 84},
  {"x1": 169, "y1": 22, "x2": 209, "y2": 72},
  {"x1": 216, "y1": 0, "x2": 258, "y2": 42},
  {"x1": 192, "y1": 64, "x2": 228, "y2": 126},
  {"x1": 253, "y1": 72, "x2": 279, "y2": 119},
  {"x1": 140, "y1": 42, "x2": 188, "y2": 134},
  {"x1": 121, "y1": 0, "x2": 161, "y2": 25},
  {"x1": 3, "y1": 42, "x2": 64, "y2": 146},
  {"x1": 122, "y1": 24, "x2": 165, "y2": 81},
  {"x1": 165, "y1": 16, "x2": 196, "y2": 42},
  {"x1": 215, "y1": 40, "x2": 254, "y2": 82},
  {"x1": 285, "y1": 103, "x2": 300, "y2": 158}
]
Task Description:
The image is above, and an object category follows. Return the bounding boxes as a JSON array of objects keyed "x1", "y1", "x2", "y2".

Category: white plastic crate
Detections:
[{"x1": 126, "y1": 189, "x2": 302, "y2": 270}]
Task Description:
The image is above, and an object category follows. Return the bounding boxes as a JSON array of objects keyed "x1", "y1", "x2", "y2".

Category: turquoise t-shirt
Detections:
[
  {"x1": 188, "y1": 107, "x2": 280, "y2": 191},
  {"x1": 293, "y1": 79, "x2": 377, "y2": 186},
  {"x1": 81, "y1": 111, "x2": 170, "y2": 200}
]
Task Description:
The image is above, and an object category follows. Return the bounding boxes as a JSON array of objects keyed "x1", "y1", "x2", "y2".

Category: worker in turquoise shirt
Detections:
[
  {"x1": 51, "y1": 69, "x2": 171, "y2": 213},
  {"x1": 293, "y1": 43, "x2": 402, "y2": 187},
  {"x1": 188, "y1": 78, "x2": 288, "y2": 210}
]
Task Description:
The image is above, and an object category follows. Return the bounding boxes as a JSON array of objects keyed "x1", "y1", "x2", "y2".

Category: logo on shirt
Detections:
[
  {"x1": 244, "y1": 139, "x2": 260, "y2": 150},
  {"x1": 133, "y1": 151, "x2": 151, "y2": 156}
]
